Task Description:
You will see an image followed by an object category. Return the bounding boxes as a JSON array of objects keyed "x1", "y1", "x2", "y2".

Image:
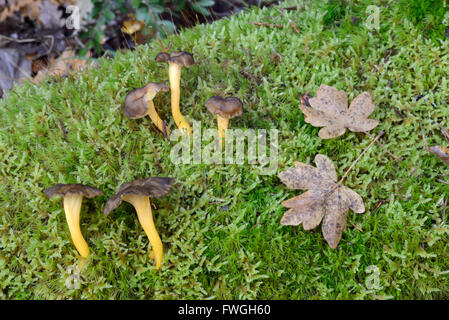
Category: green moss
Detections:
[
  {"x1": 1, "y1": 0, "x2": 449, "y2": 299},
  {"x1": 322, "y1": 0, "x2": 348, "y2": 26},
  {"x1": 397, "y1": 0, "x2": 449, "y2": 43}
]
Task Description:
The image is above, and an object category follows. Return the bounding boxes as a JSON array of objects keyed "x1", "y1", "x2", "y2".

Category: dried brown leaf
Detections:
[
  {"x1": 0, "y1": 0, "x2": 76, "y2": 23},
  {"x1": 430, "y1": 146, "x2": 449, "y2": 166},
  {"x1": 299, "y1": 84, "x2": 379, "y2": 139},
  {"x1": 278, "y1": 154, "x2": 365, "y2": 248},
  {"x1": 121, "y1": 15, "x2": 145, "y2": 35},
  {"x1": 33, "y1": 49, "x2": 90, "y2": 83}
]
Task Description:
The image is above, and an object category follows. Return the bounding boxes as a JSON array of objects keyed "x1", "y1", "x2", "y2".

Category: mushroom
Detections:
[
  {"x1": 123, "y1": 82, "x2": 170, "y2": 136},
  {"x1": 44, "y1": 184, "x2": 104, "y2": 258},
  {"x1": 121, "y1": 16, "x2": 145, "y2": 35},
  {"x1": 155, "y1": 51, "x2": 194, "y2": 136},
  {"x1": 104, "y1": 177, "x2": 174, "y2": 270},
  {"x1": 205, "y1": 96, "x2": 243, "y2": 140}
]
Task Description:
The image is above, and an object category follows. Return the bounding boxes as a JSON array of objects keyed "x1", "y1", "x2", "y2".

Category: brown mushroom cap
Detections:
[
  {"x1": 104, "y1": 177, "x2": 174, "y2": 215},
  {"x1": 205, "y1": 96, "x2": 243, "y2": 119},
  {"x1": 45, "y1": 184, "x2": 104, "y2": 199},
  {"x1": 155, "y1": 51, "x2": 194, "y2": 68},
  {"x1": 123, "y1": 82, "x2": 169, "y2": 119},
  {"x1": 154, "y1": 52, "x2": 170, "y2": 63}
]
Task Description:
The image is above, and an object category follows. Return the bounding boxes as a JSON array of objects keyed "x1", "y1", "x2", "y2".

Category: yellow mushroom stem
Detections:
[
  {"x1": 168, "y1": 62, "x2": 192, "y2": 136},
  {"x1": 63, "y1": 194, "x2": 89, "y2": 258},
  {"x1": 122, "y1": 194, "x2": 163, "y2": 270},
  {"x1": 217, "y1": 115, "x2": 229, "y2": 140},
  {"x1": 147, "y1": 99, "x2": 170, "y2": 136}
]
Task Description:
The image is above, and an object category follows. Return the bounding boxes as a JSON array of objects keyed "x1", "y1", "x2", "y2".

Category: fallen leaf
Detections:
[
  {"x1": 121, "y1": 15, "x2": 150, "y2": 45},
  {"x1": 430, "y1": 146, "x2": 449, "y2": 166},
  {"x1": 121, "y1": 15, "x2": 145, "y2": 35},
  {"x1": 0, "y1": 0, "x2": 40, "y2": 22},
  {"x1": 33, "y1": 49, "x2": 90, "y2": 83},
  {"x1": 0, "y1": 48, "x2": 32, "y2": 92},
  {"x1": 38, "y1": 0, "x2": 64, "y2": 29},
  {"x1": 0, "y1": 0, "x2": 77, "y2": 24},
  {"x1": 32, "y1": 56, "x2": 48, "y2": 74},
  {"x1": 299, "y1": 84, "x2": 379, "y2": 139},
  {"x1": 278, "y1": 154, "x2": 365, "y2": 248}
]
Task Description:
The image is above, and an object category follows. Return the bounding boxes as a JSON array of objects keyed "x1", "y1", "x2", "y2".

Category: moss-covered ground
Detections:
[{"x1": 1, "y1": 0, "x2": 449, "y2": 299}]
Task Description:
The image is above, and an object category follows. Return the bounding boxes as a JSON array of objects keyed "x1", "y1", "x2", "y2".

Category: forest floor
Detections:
[{"x1": 1, "y1": 0, "x2": 449, "y2": 299}]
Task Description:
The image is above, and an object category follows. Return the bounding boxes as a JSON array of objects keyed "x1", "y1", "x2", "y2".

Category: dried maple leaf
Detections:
[
  {"x1": 278, "y1": 154, "x2": 365, "y2": 248},
  {"x1": 430, "y1": 146, "x2": 449, "y2": 166},
  {"x1": 299, "y1": 84, "x2": 379, "y2": 139}
]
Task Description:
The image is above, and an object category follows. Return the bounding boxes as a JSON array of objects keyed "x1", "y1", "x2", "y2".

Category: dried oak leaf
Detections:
[
  {"x1": 278, "y1": 154, "x2": 365, "y2": 248},
  {"x1": 299, "y1": 84, "x2": 379, "y2": 139}
]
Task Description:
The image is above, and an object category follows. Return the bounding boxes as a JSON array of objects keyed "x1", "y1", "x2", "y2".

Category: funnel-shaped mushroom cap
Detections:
[
  {"x1": 121, "y1": 17, "x2": 145, "y2": 35},
  {"x1": 104, "y1": 177, "x2": 174, "y2": 215},
  {"x1": 123, "y1": 82, "x2": 169, "y2": 119},
  {"x1": 155, "y1": 51, "x2": 194, "y2": 68},
  {"x1": 206, "y1": 96, "x2": 243, "y2": 119},
  {"x1": 155, "y1": 52, "x2": 170, "y2": 63},
  {"x1": 45, "y1": 184, "x2": 103, "y2": 199}
]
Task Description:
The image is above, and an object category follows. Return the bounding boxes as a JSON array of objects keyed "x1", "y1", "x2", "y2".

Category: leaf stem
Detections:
[
  {"x1": 420, "y1": 122, "x2": 430, "y2": 155},
  {"x1": 338, "y1": 130, "x2": 384, "y2": 185},
  {"x1": 363, "y1": 131, "x2": 402, "y2": 161}
]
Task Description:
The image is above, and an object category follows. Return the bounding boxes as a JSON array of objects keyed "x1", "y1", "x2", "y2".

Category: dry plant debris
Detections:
[
  {"x1": 121, "y1": 15, "x2": 149, "y2": 45},
  {"x1": 33, "y1": 49, "x2": 90, "y2": 83},
  {"x1": 299, "y1": 84, "x2": 379, "y2": 139},
  {"x1": 121, "y1": 15, "x2": 145, "y2": 35},
  {"x1": 0, "y1": 0, "x2": 76, "y2": 23},
  {"x1": 278, "y1": 154, "x2": 365, "y2": 248},
  {"x1": 430, "y1": 146, "x2": 449, "y2": 166},
  {"x1": 429, "y1": 124, "x2": 449, "y2": 166}
]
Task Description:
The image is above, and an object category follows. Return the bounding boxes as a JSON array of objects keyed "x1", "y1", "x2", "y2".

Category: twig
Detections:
[
  {"x1": 384, "y1": 49, "x2": 393, "y2": 63},
  {"x1": 442, "y1": 198, "x2": 447, "y2": 224},
  {"x1": 290, "y1": 20, "x2": 300, "y2": 34},
  {"x1": 338, "y1": 131, "x2": 384, "y2": 184},
  {"x1": 0, "y1": 35, "x2": 55, "y2": 56},
  {"x1": 251, "y1": 221, "x2": 262, "y2": 230},
  {"x1": 47, "y1": 105, "x2": 66, "y2": 138},
  {"x1": 364, "y1": 131, "x2": 402, "y2": 161},
  {"x1": 56, "y1": 118, "x2": 67, "y2": 138},
  {"x1": 281, "y1": 6, "x2": 298, "y2": 11},
  {"x1": 261, "y1": 0, "x2": 280, "y2": 7},
  {"x1": 438, "y1": 123, "x2": 449, "y2": 144},
  {"x1": 0, "y1": 34, "x2": 39, "y2": 43},
  {"x1": 420, "y1": 122, "x2": 430, "y2": 154},
  {"x1": 162, "y1": 120, "x2": 168, "y2": 139},
  {"x1": 390, "y1": 106, "x2": 404, "y2": 118},
  {"x1": 372, "y1": 199, "x2": 389, "y2": 213},
  {"x1": 250, "y1": 22, "x2": 283, "y2": 29},
  {"x1": 392, "y1": 167, "x2": 418, "y2": 199},
  {"x1": 351, "y1": 222, "x2": 363, "y2": 232}
]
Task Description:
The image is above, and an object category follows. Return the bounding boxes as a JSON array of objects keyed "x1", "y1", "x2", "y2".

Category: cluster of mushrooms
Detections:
[
  {"x1": 124, "y1": 51, "x2": 244, "y2": 139},
  {"x1": 45, "y1": 178, "x2": 173, "y2": 270},
  {"x1": 45, "y1": 51, "x2": 243, "y2": 271}
]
